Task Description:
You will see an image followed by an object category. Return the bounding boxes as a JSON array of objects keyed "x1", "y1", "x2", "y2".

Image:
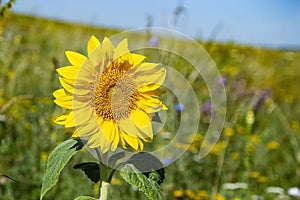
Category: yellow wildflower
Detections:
[
  {"x1": 266, "y1": 141, "x2": 280, "y2": 150},
  {"x1": 223, "y1": 127, "x2": 234, "y2": 137},
  {"x1": 173, "y1": 189, "x2": 184, "y2": 198},
  {"x1": 250, "y1": 171, "x2": 260, "y2": 179},
  {"x1": 231, "y1": 152, "x2": 240, "y2": 160},
  {"x1": 257, "y1": 176, "x2": 268, "y2": 183},
  {"x1": 185, "y1": 189, "x2": 196, "y2": 199},
  {"x1": 213, "y1": 193, "x2": 225, "y2": 200}
]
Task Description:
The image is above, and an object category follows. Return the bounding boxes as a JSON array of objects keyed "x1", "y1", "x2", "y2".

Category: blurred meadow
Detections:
[{"x1": 0, "y1": 11, "x2": 300, "y2": 200}]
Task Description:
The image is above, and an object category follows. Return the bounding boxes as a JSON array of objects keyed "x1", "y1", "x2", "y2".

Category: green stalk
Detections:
[
  {"x1": 95, "y1": 148, "x2": 110, "y2": 200},
  {"x1": 99, "y1": 182, "x2": 109, "y2": 200}
]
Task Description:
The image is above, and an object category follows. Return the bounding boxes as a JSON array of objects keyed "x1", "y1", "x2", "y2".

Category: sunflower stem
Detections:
[
  {"x1": 99, "y1": 181, "x2": 109, "y2": 200},
  {"x1": 95, "y1": 148, "x2": 110, "y2": 200},
  {"x1": 95, "y1": 148, "x2": 103, "y2": 199}
]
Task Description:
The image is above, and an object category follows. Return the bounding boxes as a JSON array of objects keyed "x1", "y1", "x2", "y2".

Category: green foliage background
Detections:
[{"x1": 0, "y1": 14, "x2": 299, "y2": 199}]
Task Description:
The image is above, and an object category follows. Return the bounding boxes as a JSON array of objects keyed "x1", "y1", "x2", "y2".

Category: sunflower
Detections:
[{"x1": 53, "y1": 35, "x2": 167, "y2": 153}]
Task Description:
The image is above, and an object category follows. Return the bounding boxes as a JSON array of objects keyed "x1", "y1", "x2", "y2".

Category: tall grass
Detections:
[{"x1": 0, "y1": 13, "x2": 299, "y2": 199}]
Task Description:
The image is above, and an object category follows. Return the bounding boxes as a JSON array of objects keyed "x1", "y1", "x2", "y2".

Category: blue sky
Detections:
[{"x1": 9, "y1": 0, "x2": 300, "y2": 48}]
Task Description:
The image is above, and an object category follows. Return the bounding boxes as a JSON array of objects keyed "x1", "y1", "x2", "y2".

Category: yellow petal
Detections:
[
  {"x1": 76, "y1": 117, "x2": 99, "y2": 137},
  {"x1": 100, "y1": 120, "x2": 121, "y2": 151},
  {"x1": 138, "y1": 138, "x2": 144, "y2": 150},
  {"x1": 87, "y1": 35, "x2": 101, "y2": 55},
  {"x1": 138, "y1": 83, "x2": 161, "y2": 93},
  {"x1": 56, "y1": 66, "x2": 78, "y2": 79},
  {"x1": 53, "y1": 88, "x2": 71, "y2": 99},
  {"x1": 99, "y1": 135, "x2": 111, "y2": 153},
  {"x1": 111, "y1": 129, "x2": 119, "y2": 151},
  {"x1": 59, "y1": 77, "x2": 90, "y2": 95},
  {"x1": 130, "y1": 108, "x2": 151, "y2": 127},
  {"x1": 119, "y1": 129, "x2": 127, "y2": 149},
  {"x1": 87, "y1": 134, "x2": 99, "y2": 148},
  {"x1": 118, "y1": 118, "x2": 148, "y2": 150},
  {"x1": 130, "y1": 109, "x2": 153, "y2": 141},
  {"x1": 88, "y1": 46, "x2": 105, "y2": 74},
  {"x1": 65, "y1": 111, "x2": 75, "y2": 128},
  {"x1": 72, "y1": 93, "x2": 91, "y2": 109},
  {"x1": 72, "y1": 107, "x2": 94, "y2": 126},
  {"x1": 72, "y1": 93, "x2": 91, "y2": 104},
  {"x1": 137, "y1": 95, "x2": 165, "y2": 113},
  {"x1": 100, "y1": 120, "x2": 116, "y2": 142},
  {"x1": 54, "y1": 88, "x2": 90, "y2": 110},
  {"x1": 114, "y1": 38, "x2": 129, "y2": 60},
  {"x1": 131, "y1": 53, "x2": 146, "y2": 68},
  {"x1": 133, "y1": 62, "x2": 160, "y2": 73},
  {"x1": 121, "y1": 133, "x2": 139, "y2": 150},
  {"x1": 134, "y1": 67, "x2": 166, "y2": 88},
  {"x1": 54, "y1": 114, "x2": 68, "y2": 125},
  {"x1": 55, "y1": 100, "x2": 90, "y2": 111},
  {"x1": 142, "y1": 87, "x2": 167, "y2": 96},
  {"x1": 99, "y1": 139, "x2": 111, "y2": 153},
  {"x1": 136, "y1": 126, "x2": 153, "y2": 142},
  {"x1": 118, "y1": 118, "x2": 138, "y2": 138},
  {"x1": 59, "y1": 77, "x2": 74, "y2": 93},
  {"x1": 54, "y1": 99, "x2": 72, "y2": 109},
  {"x1": 102, "y1": 37, "x2": 114, "y2": 61},
  {"x1": 76, "y1": 59, "x2": 96, "y2": 79},
  {"x1": 65, "y1": 51, "x2": 86, "y2": 67},
  {"x1": 162, "y1": 103, "x2": 168, "y2": 110},
  {"x1": 88, "y1": 131, "x2": 109, "y2": 152},
  {"x1": 71, "y1": 130, "x2": 80, "y2": 138}
]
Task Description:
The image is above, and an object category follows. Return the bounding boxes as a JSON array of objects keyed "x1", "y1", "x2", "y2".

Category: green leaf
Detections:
[
  {"x1": 108, "y1": 152, "x2": 125, "y2": 166},
  {"x1": 120, "y1": 164, "x2": 164, "y2": 200},
  {"x1": 40, "y1": 139, "x2": 78, "y2": 200},
  {"x1": 126, "y1": 152, "x2": 165, "y2": 184},
  {"x1": 74, "y1": 196, "x2": 97, "y2": 200},
  {"x1": 73, "y1": 162, "x2": 100, "y2": 183},
  {"x1": 70, "y1": 138, "x2": 87, "y2": 151}
]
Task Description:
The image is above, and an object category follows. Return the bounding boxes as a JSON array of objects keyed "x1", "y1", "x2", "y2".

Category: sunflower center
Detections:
[{"x1": 94, "y1": 62, "x2": 138, "y2": 121}]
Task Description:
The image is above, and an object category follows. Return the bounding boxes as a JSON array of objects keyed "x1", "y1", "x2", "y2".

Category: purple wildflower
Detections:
[
  {"x1": 217, "y1": 76, "x2": 227, "y2": 86},
  {"x1": 201, "y1": 101, "x2": 212, "y2": 115},
  {"x1": 174, "y1": 103, "x2": 185, "y2": 112},
  {"x1": 148, "y1": 36, "x2": 159, "y2": 47}
]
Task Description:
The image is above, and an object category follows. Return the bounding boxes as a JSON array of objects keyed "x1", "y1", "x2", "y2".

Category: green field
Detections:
[{"x1": 0, "y1": 13, "x2": 300, "y2": 200}]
